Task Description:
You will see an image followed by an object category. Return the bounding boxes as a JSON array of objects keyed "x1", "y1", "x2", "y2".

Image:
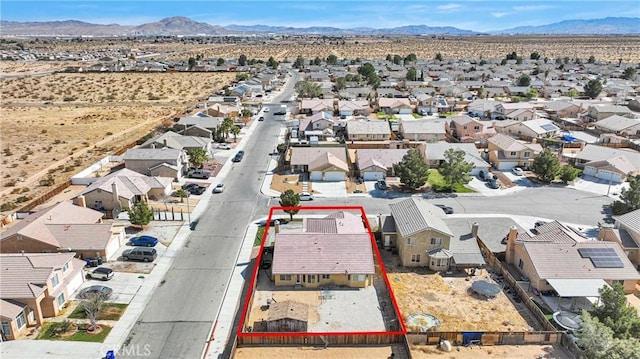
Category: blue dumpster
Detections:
[{"x1": 105, "y1": 350, "x2": 115, "y2": 359}]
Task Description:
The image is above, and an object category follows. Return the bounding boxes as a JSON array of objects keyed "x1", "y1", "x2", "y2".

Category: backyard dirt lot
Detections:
[
  {"x1": 0, "y1": 72, "x2": 234, "y2": 211},
  {"x1": 410, "y1": 344, "x2": 572, "y2": 359}
]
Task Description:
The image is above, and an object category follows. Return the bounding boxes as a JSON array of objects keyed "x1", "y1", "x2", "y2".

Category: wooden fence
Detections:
[
  {"x1": 17, "y1": 180, "x2": 72, "y2": 213},
  {"x1": 406, "y1": 330, "x2": 560, "y2": 346},
  {"x1": 237, "y1": 333, "x2": 406, "y2": 346}
]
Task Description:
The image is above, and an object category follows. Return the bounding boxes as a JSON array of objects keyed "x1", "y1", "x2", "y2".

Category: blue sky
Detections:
[{"x1": 1, "y1": 1, "x2": 638, "y2": 32}]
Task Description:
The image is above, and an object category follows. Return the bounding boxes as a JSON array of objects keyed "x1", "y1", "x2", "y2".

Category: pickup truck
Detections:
[{"x1": 187, "y1": 169, "x2": 211, "y2": 179}]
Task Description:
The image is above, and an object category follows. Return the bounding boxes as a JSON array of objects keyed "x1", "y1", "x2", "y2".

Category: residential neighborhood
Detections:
[{"x1": 2, "y1": 31, "x2": 640, "y2": 359}]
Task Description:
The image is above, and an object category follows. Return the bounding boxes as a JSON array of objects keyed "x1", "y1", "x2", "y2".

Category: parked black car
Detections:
[
  {"x1": 435, "y1": 204, "x2": 454, "y2": 214},
  {"x1": 232, "y1": 150, "x2": 245, "y2": 162}
]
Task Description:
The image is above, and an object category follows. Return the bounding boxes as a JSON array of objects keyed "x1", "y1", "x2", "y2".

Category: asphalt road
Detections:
[
  {"x1": 268, "y1": 187, "x2": 613, "y2": 226},
  {"x1": 121, "y1": 70, "x2": 300, "y2": 359}
]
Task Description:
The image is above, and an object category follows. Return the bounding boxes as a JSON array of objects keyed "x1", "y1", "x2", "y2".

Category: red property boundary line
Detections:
[{"x1": 237, "y1": 205, "x2": 406, "y2": 338}]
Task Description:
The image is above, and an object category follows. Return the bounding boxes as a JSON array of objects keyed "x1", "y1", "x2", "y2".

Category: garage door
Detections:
[
  {"x1": 497, "y1": 161, "x2": 518, "y2": 171},
  {"x1": 66, "y1": 271, "x2": 85, "y2": 296},
  {"x1": 363, "y1": 171, "x2": 384, "y2": 181},
  {"x1": 599, "y1": 171, "x2": 622, "y2": 184},
  {"x1": 583, "y1": 166, "x2": 597, "y2": 177},
  {"x1": 324, "y1": 172, "x2": 346, "y2": 182},
  {"x1": 310, "y1": 171, "x2": 323, "y2": 181}
]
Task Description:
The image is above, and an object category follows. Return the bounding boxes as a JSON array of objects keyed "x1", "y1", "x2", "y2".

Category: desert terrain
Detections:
[{"x1": 0, "y1": 72, "x2": 234, "y2": 211}]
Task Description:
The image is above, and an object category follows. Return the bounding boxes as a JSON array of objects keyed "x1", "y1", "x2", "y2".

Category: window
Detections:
[
  {"x1": 349, "y1": 274, "x2": 366, "y2": 282},
  {"x1": 430, "y1": 238, "x2": 442, "y2": 245},
  {"x1": 524, "y1": 151, "x2": 531, "y2": 158},
  {"x1": 56, "y1": 293, "x2": 66, "y2": 308},
  {"x1": 321, "y1": 274, "x2": 330, "y2": 280},
  {"x1": 518, "y1": 259, "x2": 524, "y2": 270},
  {"x1": 407, "y1": 238, "x2": 415, "y2": 247},
  {"x1": 510, "y1": 151, "x2": 517, "y2": 156},
  {"x1": 463, "y1": 125, "x2": 467, "y2": 129},
  {"x1": 474, "y1": 126, "x2": 480, "y2": 130},
  {"x1": 15, "y1": 312, "x2": 26, "y2": 330},
  {"x1": 50, "y1": 274, "x2": 59, "y2": 288},
  {"x1": 307, "y1": 275, "x2": 316, "y2": 283},
  {"x1": 62, "y1": 262, "x2": 69, "y2": 273},
  {"x1": 1, "y1": 322, "x2": 11, "y2": 336},
  {"x1": 17, "y1": 235, "x2": 22, "y2": 241},
  {"x1": 279, "y1": 274, "x2": 292, "y2": 281},
  {"x1": 411, "y1": 254, "x2": 421, "y2": 263}
]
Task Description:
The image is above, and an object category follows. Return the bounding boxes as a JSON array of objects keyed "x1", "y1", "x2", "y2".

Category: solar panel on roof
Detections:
[
  {"x1": 591, "y1": 257, "x2": 624, "y2": 268},
  {"x1": 578, "y1": 247, "x2": 618, "y2": 258},
  {"x1": 541, "y1": 124, "x2": 558, "y2": 131}
]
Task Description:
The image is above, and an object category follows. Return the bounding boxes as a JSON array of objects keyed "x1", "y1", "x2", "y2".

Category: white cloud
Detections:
[
  {"x1": 512, "y1": 5, "x2": 555, "y2": 11},
  {"x1": 491, "y1": 12, "x2": 510, "y2": 18},
  {"x1": 437, "y1": 3, "x2": 462, "y2": 11}
]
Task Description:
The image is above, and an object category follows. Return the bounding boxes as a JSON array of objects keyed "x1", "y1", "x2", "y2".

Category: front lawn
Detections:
[
  {"x1": 68, "y1": 303, "x2": 128, "y2": 321},
  {"x1": 428, "y1": 169, "x2": 475, "y2": 193},
  {"x1": 254, "y1": 226, "x2": 266, "y2": 246},
  {"x1": 37, "y1": 321, "x2": 112, "y2": 342}
]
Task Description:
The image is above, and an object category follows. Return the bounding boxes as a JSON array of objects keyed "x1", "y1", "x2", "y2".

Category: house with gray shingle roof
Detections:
[
  {"x1": 346, "y1": 120, "x2": 391, "y2": 141},
  {"x1": 123, "y1": 147, "x2": 188, "y2": 180},
  {"x1": 0, "y1": 253, "x2": 86, "y2": 340},
  {"x1": 385, "y1": 198, "x2": 457, "y2": 270},
  {"x1": 586, "y1": 104, "x2": 634, "y2": 122},
  {"x1": 399, "y1": 119, "x2": 447, "y2": 143},
  {"x1": 599, "y1": 208, "x2": 640, "y2": 270},
  {"x1": 355, "y1": 148, "x2": 409, "y2": 180},
  {"x1": 593, "y1": 115, "x2": 640, "y2": 136}
]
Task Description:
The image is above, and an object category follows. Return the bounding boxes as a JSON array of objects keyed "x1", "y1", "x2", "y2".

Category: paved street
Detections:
[
  {"x1": 121, "y1": 70, "x2": 299, "y2": 359},
  {"x1": 270, "y1": 187, "x2": 613, "y2": 227}
]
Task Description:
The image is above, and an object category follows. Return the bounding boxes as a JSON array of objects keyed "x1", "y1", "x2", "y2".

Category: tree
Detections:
[
  {"x1": 238, "y1": 54, "x2": 247, "y2": 66},
  {"x1": 404, "y1": 53, "x2": 417, "y2": 64},
  {"x1": 577, "y1": 311, "x2": 615, "y2": 359},
  {"x1": 175, "y1": 188, "x2": 188, "y2": 203},
  {"x1": 279, "y1": 189, "x2": 300, "y2": 220},
  {"x1": 557, "y1": 164, "x2": 580, "y2": 183},
  {"x1": 220, "y1": 117, "x2": 235, "y2": 139},
  {"x1": 530, "y1": 51, "x2": 540, "y2": 60},
  {"x1": 267, "y1": 56, "x2": 278, "y2": 69},
  {"x1": 393, "y1": 149, "x2": 430, "y2": 190},
  {"x1": 406, "y1": 67, "x2": 417, "y2": 81},
  {"x1": 612, "y1": 175, "x2": 640, "y2": 215},
  {"x1": 438, "y1": 148, "x2": 473, "y2": 191},
  {"x1": 392, "y1": 54, "x2": 403, "y2": 65},
  {"x1": 567, "y1": 88, "x2": 578, "y2": 98},
  {"x1": 517, "y1": 74, "x2": 531, "y2": 86},
  {"x1": 506, "y1": 51, "x2": 518, "y2": 60},
  {"x1": 326, "y1": 54, "x2": 337, "y2": 65},
  {"x1": 240, "y1": 108, "x2": 252, "y2": 118},
  {"x1": 622, "y1": 67, "x2": 637, "y2": 80},
  {"x1": 358, "y1": 63, "x2": 375, "y2": 78},
  {"x1": 584, "y1": 79, "x2": 603, "y2": 99},
  {"x1": 525, "y1": 88, "x2": 538, "y2": 100},
  {"x1": 312, "y1": 57, "x2": 322, "y2": 66},
  {"x1": 82, "y1": 293, "x2": 105, "y2": 332},
  {"x1": 295, "y1": 80, "x2": 322, "y2": 98},
  {"x1": 293, "y1": 56, "x2": 305, "y2": 69},
  {"x1": 187, "y1": 148, "x2": 208, "y2": 168},
  {"x1": 588, "y1": 55, "x2": 596, "y2": 64},
  {"x1": 530, "y1": 149, "x2": 559, "y2": 183},
  {"x1": 128, "y1": 201, "x2": 153, "y2": 228},
  {"x1": 435, "y1": 52, "x2": 443, "y2": 61},
  {"x1": 216, "y1": 57, "x2": 225, "y2": 66},
  {"x1": 235, "y1": 72, "x2": 249, "y2": 81},
  {"x1": 230, "y1": 125, "x2": 241, "y2": 142},
  {"x1": 385, "y1": 54, "x2": 393, "y2": 62},
  {"x1": 591, "y1": 283, "x2": 640, "y2": 339},
  {"x1": 188, "y1": 57, "x2": 196, "y2": 70}
]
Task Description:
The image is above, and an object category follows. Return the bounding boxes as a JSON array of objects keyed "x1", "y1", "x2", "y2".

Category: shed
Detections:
[{"x1": 266, "y1": 300, "x2": 309, "y2": 332}]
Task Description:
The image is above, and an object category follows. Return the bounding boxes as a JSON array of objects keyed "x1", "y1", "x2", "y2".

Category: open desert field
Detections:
[{"x1": 0, "y1": 72, "x2": 234, "y2": 211}]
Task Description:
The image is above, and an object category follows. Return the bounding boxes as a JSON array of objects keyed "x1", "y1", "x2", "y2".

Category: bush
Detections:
[
  {"x1": 0, "y1": 202, "x2": 17, "y2": 211},
  {"x1": 15, "y1": 195, "x2": 30, "y2": 203},
  {"x1": 611, "y1": 201, "x2": 632, "y2": 215},
  {"x1": 40, "y1": 176, "x2": 55, "y2": 186}
]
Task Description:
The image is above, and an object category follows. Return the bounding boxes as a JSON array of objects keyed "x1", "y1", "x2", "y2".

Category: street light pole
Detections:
[{"x1": 186, "y1": 192, "x2": 191, "y2": 224}]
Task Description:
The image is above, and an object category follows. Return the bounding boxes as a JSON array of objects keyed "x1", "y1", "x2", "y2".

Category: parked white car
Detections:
[
  {"x1": 512, "y1": 167, "x2": 524, "y2": 176},
  {"x1": 299, "y1": 192, "x2": 314, "y2": 201},
  {"x1": 212, "y1": 183, "x2": 224, "y2": 193},
  {"x1": 216, "y1": 143, "x2": 231, "y2": 150}
]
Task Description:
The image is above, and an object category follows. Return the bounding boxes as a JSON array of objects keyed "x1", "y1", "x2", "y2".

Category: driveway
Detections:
[
  {"x1": 76, "y1": 271, "x2": 147, "y2": 304},
  {"x1": 311, "y1": 181, "x2": 347, "y2": 196},
  {"x1": 569, "y1": 175, "x2": 629, "y2": 199}
]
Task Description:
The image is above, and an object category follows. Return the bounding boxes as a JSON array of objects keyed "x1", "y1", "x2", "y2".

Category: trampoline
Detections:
[
  {"x1": 406, "y1": 313, "x2": 441, "y2": 332},
  {"x1": 471, "y1": 280, "x2": 502, "y2": 298},
  {"x1": 553, "y1": 311, "x2": 583, "y2": 331}
]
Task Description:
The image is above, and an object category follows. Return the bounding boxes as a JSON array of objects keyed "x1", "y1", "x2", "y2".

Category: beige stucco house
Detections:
[
  {"x1": 487, "y1": 133, "x2": 543, "y2": 170},
  {"x1": 599, "y1": 208, "x2": 640, "y2": 270},
  {"x1": 123, "y1": 148, "x2": 188, "y2": 180},
  {"x1": 0, "y1": 253, "x2": 85, "y2": 340}
]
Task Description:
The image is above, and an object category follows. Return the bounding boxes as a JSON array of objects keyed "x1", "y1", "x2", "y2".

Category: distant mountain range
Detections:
[{"x1": 0, "y1": 16, "x2": 638, "y2": 36}]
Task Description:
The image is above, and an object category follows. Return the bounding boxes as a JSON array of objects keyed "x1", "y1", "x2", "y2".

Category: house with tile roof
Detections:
[
  {"x1": 448, "y1": 115, "x2": 496, "y2": 142},
  {"x1": 346, "y1": 120, "x2": 391, "y2": 141},
  {"x1": 355, "y1": 148, "x2": 409, "y2": 180},
  {"x1": 586, "y1": 104, "x2": 634, "y2": 122},
  {"x1": 593, "y1": 115, "x2": 640, "y2": 137},
  {"x1": 493, "y1": 102, "x2": 536, "y2": 121},
  {"x1": 0, "y1": 201, "x2": 124, "y2": 260},
  {"x1": 299, "y1": 98, "x2": 335, "y2": 115},
  {"x1": 494, "y1": 118, "x2": 561, "y2": 139},
  {"x1": 599, "y1": 208, "x2": 640, "y2": 270},
  {"x1": 398, "y1": 119, "x2": 447, "y2": 143},
  {"x1": 383, "y1": 198, "x2": 457, "y2": 270},
  {"x1": 297, "y1": 112, "x2": 335, "y2": 140},
  {"x1": 337, "y1": 100, "x2": 371, "y2": 117},
  {"x1": 0, "y1": 253, "x2": 85, "y2": 340},
  {"x1": 378, "y1": 97, "x2": 413, "y2": 115},
  {"x1": 271, "y1": 233, "x2": 374, "y2": 288},
  {"x1": 573, "y1": 144, "x2": 640, "y2": 171},
  {"x1": 303, "y1": 211, "x2": 367, "y2": 234},
  {"x1": 487, "y1": 133, "x2": 543, "y2": 170},
  {"x1": 583, "y1": 156, "x2": 639, "y2": 183},
  {"x1": 289, "y1": 146, "x2": 350, "y2": 182},
  {"x1": 75, "y1": 168, "x2": 173, "y2": 216},
  {"x1": 505, "y1": 222, "x2": 640, "y2": 295},
  {"x1": 140, "y1": 131, "x2": 212, "y2": 153}
]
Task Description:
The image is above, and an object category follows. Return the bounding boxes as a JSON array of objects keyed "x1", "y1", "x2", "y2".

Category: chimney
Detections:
[
  {"x1": 505, "y1": 226, "x2": 518, "y2": 265},
  {"x1": 163, "y1": 139, "x2": 168, "y2": 148},
  {"x1": 73, "y1": 195, "x2": 86, "y2": 208},
  {"x1": 471, "y1": 222, "x2": 479, "y2": 238},
  {"x1": 112, "y1": 182, "x2": 122, "y2": 215},
  {"x1": 274, "y1": 220, "x2": 280, "y2": 234}
]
